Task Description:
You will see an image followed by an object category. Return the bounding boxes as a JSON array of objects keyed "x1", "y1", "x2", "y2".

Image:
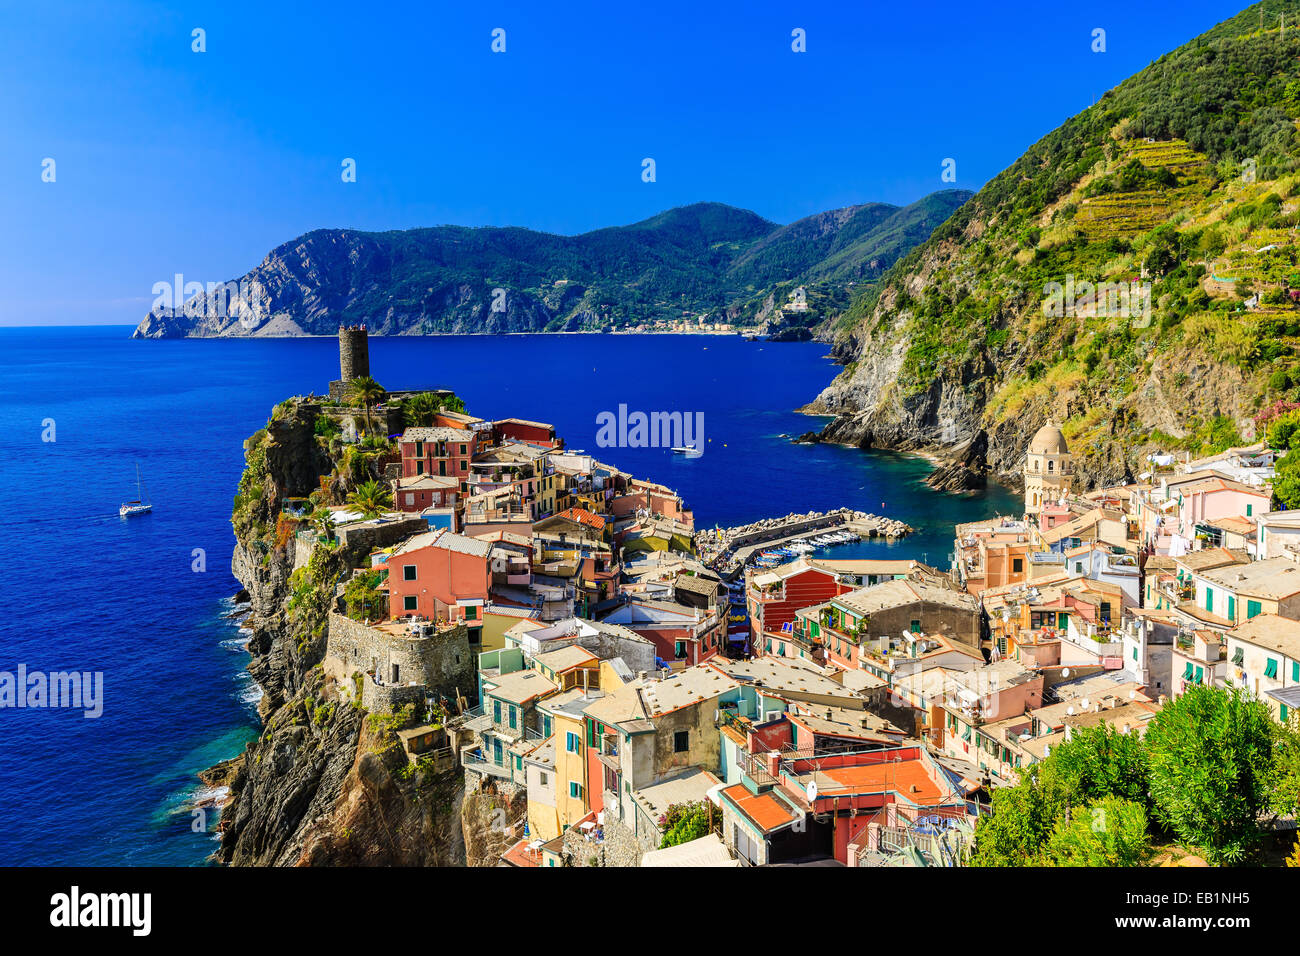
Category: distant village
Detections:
[{"x1": 292, "y1": 327, "x2": 1300, "y2": 868}]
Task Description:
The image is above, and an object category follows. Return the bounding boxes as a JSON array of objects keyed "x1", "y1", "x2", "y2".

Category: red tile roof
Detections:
[{"x1": 554, "y1": 507, "x2": 606, "y2": 530}]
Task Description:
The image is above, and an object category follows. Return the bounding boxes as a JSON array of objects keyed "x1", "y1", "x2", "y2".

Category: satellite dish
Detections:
[
  {"x1": 807, "y1": 781, "x2": 818, "y2": 802},
  {"x1": 1066, "y1": 706, "x2": 1075, "y2": 716},
  {"x1": 1081, "y1": 698, "x2": 1090, "y2": 710},
  {"x1": 1061, "y1": 667, "x2": 1071, "y2": 678},
  {"x1": 1129, "y1": 689, "x2": 1136, "y2": 700}
]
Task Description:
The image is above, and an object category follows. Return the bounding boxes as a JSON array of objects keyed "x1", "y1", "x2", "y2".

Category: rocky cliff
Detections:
[{"x1": 210, "y1": 398, "x2": 468, "y2": 866}]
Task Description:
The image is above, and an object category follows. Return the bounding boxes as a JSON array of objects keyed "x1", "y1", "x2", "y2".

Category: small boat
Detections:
[
  {"x1": 671, "y1": 446, "x2": 703, "y2": 458},
  {"x1": 120, "y1": 463, "x2": 152, "y2": 517}
]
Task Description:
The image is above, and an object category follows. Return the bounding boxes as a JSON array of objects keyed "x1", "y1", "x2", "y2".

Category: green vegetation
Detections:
[
  {"x1": 1144, "y1": 686, "x2": 1279, "y2": 862},
  {"x1": 401, "y1": 391, "x2": 466, "y2": 427},
  {"x1": 972, "y1": 686, "x2": 1296, "y2": 866},
  {"x1": 343, "y1": 568, "x2": 386, "y2": 621},
  {"x1": 657, "y1": 801, "x2": 719, "y2": 849},
  {"x1": 346, "y1": 376, "x2": 386, "y2": 435},
  {"x1": 151, "y1": 193, "x2": 972, "y2": 338},
  {"x1": 347, "y1": 478, "x2": 392, "y2": 518},
  {"x1": 831, "y1": 8, "x2": 1300, "y2": 466}
]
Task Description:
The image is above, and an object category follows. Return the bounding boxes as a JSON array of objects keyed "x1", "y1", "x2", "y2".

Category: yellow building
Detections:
[{"x1": 1024, "y1": 421, "x2": 1073, "y2": 518}]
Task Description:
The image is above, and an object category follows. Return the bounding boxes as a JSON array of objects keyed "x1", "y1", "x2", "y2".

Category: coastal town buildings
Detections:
[{"x1": 307, "y1": 325, "x2": 1295, "y2": 866}]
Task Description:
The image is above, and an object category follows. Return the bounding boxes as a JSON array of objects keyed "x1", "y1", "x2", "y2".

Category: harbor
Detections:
[{"x1": 696, "y1": 507, "x2": 913, "y2": 578}]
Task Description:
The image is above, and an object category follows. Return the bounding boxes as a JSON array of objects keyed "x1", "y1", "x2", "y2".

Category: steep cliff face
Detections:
[
  {"x1": 212, "y1": 397, "x2": 466, "y2": 866},
  {"x1": 807, "y1": 6, "x2": 1296, "y2": 490}
]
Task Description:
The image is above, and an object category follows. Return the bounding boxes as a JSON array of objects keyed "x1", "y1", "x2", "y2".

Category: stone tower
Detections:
[
  {"x1": 339, "y1": 324, "x2": 370, "y2": 382},
  {"x1": 1024, "y1": 421, "x2": 1072, "y2": 518}
]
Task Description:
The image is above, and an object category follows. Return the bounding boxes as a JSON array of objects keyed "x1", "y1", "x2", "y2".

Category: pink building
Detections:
[{"x1": 1174, "y1": 477, "x2": 1270, "y2": 550}]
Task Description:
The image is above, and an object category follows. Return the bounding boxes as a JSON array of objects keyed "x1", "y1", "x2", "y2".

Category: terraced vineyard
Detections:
[{"x1": 1074, "y1": 139, "x2": 1214, "y2": 241}]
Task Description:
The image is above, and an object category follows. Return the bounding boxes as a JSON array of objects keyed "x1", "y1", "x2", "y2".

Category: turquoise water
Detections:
[{"x1": 0, "y1": 326, "x2": 1016, "y2": 865}]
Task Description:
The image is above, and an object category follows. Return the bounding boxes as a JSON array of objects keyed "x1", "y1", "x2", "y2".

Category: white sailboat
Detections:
[{"x1": 119, "y1": 463, "x2": 152, "y2": 517}]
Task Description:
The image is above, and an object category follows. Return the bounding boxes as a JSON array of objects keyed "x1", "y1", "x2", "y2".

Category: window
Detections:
[
  {"x1": 405, "y1": 493, "x2": 415, "y2": 506},
  {"x1": 403, "y1": 564, "x2": 417, "y2": 581},
  {"x1": 1205, "y1": 587, "x2": 1213, "y2": 614},
  {"x1": 1012, "y1": 558, "x2": 1023, "y2": 573},
  {"x1": 674, "y1": 730, "x2": 689, "y2": 753},
  {"x1": 1194, "y1": 666, "x2": 1204, "y2": 684},
  {"x1": 493, "y1": 700, "x2": 501, "y2": 723},
  {"x1": 508, "y1": 705, "x2": 517, "y2": 729},
  {"x1": 1265, "y1": 658, "x2": 1279, "y2": 680},
  {"x1": 542, "y1": 715, "x2": 552, "y2": 738},
  {"x1": 675, "y1": 640, "x2": 686, "y2": 659},
  {"x1": 1247, "y1": 504, "x2": 1253, "y2": 517},
  {"x1": 569, "y1": 781, "x2": 583, "y2": 799},
  {"x1": 1247, "y1": 600, "x2": 1262, "y2": 620},
  {"x1": 459, "y1": 443, "x2": 467, "y2": 455},
  {"x1": 909, "y1": 619, "x2": 921, "y2": 634},
  {"x1": 565, "y1": 732, "x2": 579, "y2": 753},
  {"x1": 464, "y1": 605, "x2": 479, "y2": 621},
  {"x1": 403, "y1": 595, "x2": 418, "y2": 612},
  {"x1": 539, "y1": 772, "x2": 548, "y2": 786},
  {"x1": 416, "y1": 461, "x2": 424, "y2": 475},
  {"x1": 1100, "y1": 602, "x2": 1111, "y2": 624},
  {"x1": 1293, "y1": 661, "x2": 1299, "y2": 683},
  {"x1": 1075, "y1": 562, "x2": 1083, "y2": 574}
]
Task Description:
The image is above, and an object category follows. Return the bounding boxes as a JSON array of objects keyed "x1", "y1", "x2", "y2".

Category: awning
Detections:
[{"x1": 640, "y1": 833, "x2": 738, "y2": 867}]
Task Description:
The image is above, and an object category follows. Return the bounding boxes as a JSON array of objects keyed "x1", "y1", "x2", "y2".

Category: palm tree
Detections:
[
  {"x1": 348, "y1": 478, "x2": 392, "y2": 519},
  {"x1": 310, "y1": 506, "x2": 336, "y2": 542},
  {"x1": 347, "y1": 376, "x2": 387, "y2": 436},
  {"x1": 403, "y1": 392, "x2": 440, "y2": 427}
]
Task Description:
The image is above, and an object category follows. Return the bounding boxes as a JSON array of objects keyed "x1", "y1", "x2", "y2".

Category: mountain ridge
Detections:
[{"x1": 131, "y1": 192, "x2": 971, "y2": 339}]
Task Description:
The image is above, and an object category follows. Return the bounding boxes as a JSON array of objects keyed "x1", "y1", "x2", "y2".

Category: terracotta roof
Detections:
[
  {"x1": 720, "y1": 784, "x2": 800, "y2": 833},
  {"x1": 551, "y1": 507, "x2": 606, "y2": 530}
]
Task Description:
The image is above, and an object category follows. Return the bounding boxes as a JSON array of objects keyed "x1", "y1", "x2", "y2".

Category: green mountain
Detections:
[
  {"x1": 132, "y1": 192, "x2": 970, "y2": 339},
  {"x1": 810, "y1": 0, "x2": 1300, "y2": 490}
]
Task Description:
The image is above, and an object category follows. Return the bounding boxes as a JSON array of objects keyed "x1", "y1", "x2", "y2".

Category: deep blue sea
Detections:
[{"x1": 0, "y1": 326, "x2": 1016, "y2": 865}]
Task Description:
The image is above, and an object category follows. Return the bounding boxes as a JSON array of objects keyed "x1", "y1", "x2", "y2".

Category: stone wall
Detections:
[
  {"x1": 325, "y1": 612, "x2": 477, "y2": 709},
  {"x1": 335, "y1": 516, "x2": 428, "y2": 557}
]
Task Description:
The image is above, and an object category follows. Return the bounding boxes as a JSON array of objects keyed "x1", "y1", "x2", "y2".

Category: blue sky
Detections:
[{"x1": 0, "y1": 0, "x2": 1256, "y2": 326}]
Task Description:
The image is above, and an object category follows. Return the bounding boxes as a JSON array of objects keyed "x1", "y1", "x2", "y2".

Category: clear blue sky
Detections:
[{"x1": 0, "y1": 0, "x2": 1253, "y2": 326}]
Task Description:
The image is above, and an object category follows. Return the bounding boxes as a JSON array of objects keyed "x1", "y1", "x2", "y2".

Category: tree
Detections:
[
  {"x1": 969, "y1": 777, "x2": 1058, "y2": 866},
  {"x1": 1144, "y1": 685, "x2": 1278, "y2": 862},
  {"x1": 1267, "y1": 411, "x2": 1300, "y2": 450},
  {"x1": 1037, "y1": 724, "x2": 1149, "y2": 811},
  {"x1": 1041, "y1": 795, "x2": 1152, "y2": 867},
  {"x1": 309, "y1": 506, "x2": 336, "y2": 542},
  {"x1": 1269, "y1": 713, "x2": 1300, "y2": 821},
  {"x1": 347, "y1": 376, "x2": 387, "y2": 435},
  {"x1": 402, "y1": 392, "x2": 440, "y2": 427},
  {"x1": 347, "y1": 478, "x2": 392, "y2": 519},
  {"x1": 1273, "y1": 453, "x2": 1300, "y2": 510}
]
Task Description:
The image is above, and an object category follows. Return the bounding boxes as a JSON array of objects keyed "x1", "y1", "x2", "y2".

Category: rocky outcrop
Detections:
[
  {"x1": 460, "y1": 784, "x2": 528, "y2": 868},
  {"x1": 210, "y1": 396, "x2": 467, "y2": 866}
]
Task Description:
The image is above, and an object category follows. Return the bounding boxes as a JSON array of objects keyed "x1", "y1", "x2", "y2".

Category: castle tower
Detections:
[
  {"x1": 339, "y1": 324, "x2": 370, "y2": 382},
  {"x1": 1024, "y1": 420, "x2": 1072, "y2": 518}
]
